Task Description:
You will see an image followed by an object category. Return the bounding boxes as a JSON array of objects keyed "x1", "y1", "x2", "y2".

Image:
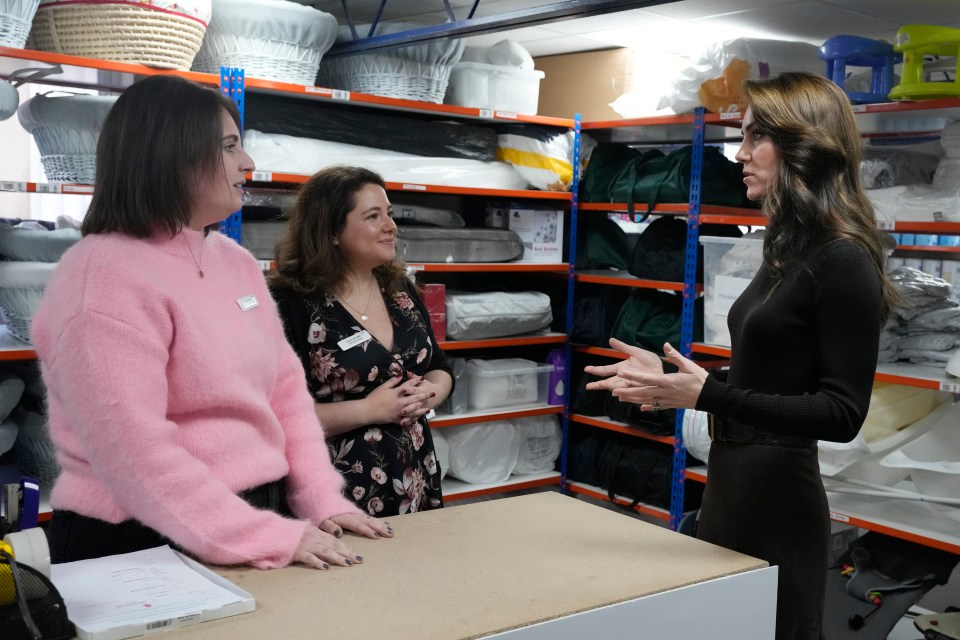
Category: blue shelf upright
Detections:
[{"x1": 219, "y1": 66, "x2": 245, "y2": 243}]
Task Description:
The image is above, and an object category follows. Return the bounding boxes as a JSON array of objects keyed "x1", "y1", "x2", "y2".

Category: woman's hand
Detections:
[
  {"x1": 363, "y1": 375, "x2": 432, "y2": 426},
  {"x1": 610, "y1": 343, "x2": 709, "y2": 412},
  {"x1": 293, "y1": 523, "x2": 364, "y2": 570},
  {"x1": 321, "y1": 512, "x2": 394, "y2": 540},
  {"x1": 584, "y1": 338, "x2": 665, "y2": 391}
]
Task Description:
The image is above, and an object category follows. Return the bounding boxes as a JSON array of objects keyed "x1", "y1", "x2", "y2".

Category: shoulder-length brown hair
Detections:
[
  {"x1": 82, "y1": 75, "x2": 240, "y2": 238},
  {"x1": 268, "y1": 166, "x2": 407, "y2": 296},
  {"x1": 743, "y1": 72, "x2": 898, "y2": 321}
]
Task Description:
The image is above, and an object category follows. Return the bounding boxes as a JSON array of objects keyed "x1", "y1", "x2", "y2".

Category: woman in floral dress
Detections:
[{"x1": 269, "y1": 166, "x2": 453, "y2": 518}]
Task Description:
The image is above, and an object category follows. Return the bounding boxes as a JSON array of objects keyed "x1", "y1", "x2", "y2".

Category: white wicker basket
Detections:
[
  {"x1": 12, "y1": 408, "x2": 59, "y2": 486},
  {"x1": 17, "y1": 93, "x2": 116, "y2": 184},
  {"x1": 316, "y1": 23, "x2": 464, "y2": 104},
  {"x1": 192, "y1": 0, "x2": 338, "y2": 86},
  {"x1": 0, "y1": 0, "x2": 40, "y2": 48},
  {"x1": 0, "y1": 261, "x2": 56, "y2": 344},
  {"x1": 28, "y1": 1, "x2": 209, "y2": 70}
]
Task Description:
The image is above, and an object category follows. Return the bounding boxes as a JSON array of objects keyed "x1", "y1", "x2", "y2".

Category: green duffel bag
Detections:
[
  {"x1": 576, "y1": 214, "x2": 632, "y2": 271},
  {"x1": 608, "y1": 145, "x2": 754, "y2": 218},
  {"x1": 610, "y1": 289, "x2": 703, "y2": 354},
  {"x1": 580, "y1": 144, "x2": 664, "y2": 203}
]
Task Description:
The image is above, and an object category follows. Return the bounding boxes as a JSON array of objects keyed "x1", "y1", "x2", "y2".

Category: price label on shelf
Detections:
[
  {"x1": 61, "y1": 185, "x2": 94, "y2": 194},
  {"x1": 251, "y1": 171, "x2": 273, "y2": 182},
  {"x1": 829, "y1": 512, "x2": 850, "y2": 523},
  {"x1": 256, "y1": 260, "x2": 273, "y2": 272},
  {"x1": 402, "y1": 184, "x2": 427, "y2": 191},
  {"x1": 876, "y1": 218, "x2": 895, "y2": 231},
  {"x1": 939, "y1": 381, "x2": 960, "y2": 393},
  {"x1": 494, "y1": 111, "x2": 518, "y2": 119},
  {"x1": 0, "y1": 182, "x2": 26, "y2": 192},
  {"x1": 332, "y1": 90, "x2": 350, "y2": 101},
  {"x1": 850, "y1": 104, "x2": 867, "y2": 113},
  {"x1": 36, "y1": 183, "x2": 62, "y2": 194},
  {"x1": 478, "y1": 109, "x2": 494, "y2": 119},
  {"x1": 406, "y1": 264, "x2": 425, "y2": 272},
  {"x1": 305, "y1": 86, "x2": 333, "y2": 96},
  {"x1": 720, "y1": 111, "x2": 742, "y2": 120}
]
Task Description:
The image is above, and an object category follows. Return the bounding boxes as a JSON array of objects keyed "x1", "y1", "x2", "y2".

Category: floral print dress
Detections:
[{"x1": 272, "y1": 282, "x2": 450, "y2": 517}]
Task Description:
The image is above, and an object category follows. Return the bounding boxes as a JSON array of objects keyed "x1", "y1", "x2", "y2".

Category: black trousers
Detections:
[{"x1": 47, "y1": 479, "x2": 291, "y2": 564}]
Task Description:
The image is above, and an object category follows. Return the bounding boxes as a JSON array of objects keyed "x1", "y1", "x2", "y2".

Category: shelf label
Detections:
[
  {"x1": 933, "y1": 211, "x2": 944, "y2": 222},
  {"x1": 479, "y1": 109, "x2": 494, "y2": 119},
  {"x1": 61, "y1": 185, "x2": 93, "y2": 194},
  {"x1": 256, "y1": 260, "x2": 273, "y2": 272},
  {"x1": 251, "y1": 171, "x2": 273, "y2": 182},
  {"x1": 332, "y1": 90, "x2": 350, "y2": 101},
  {"x1": 495, "y1": 111, "x2": 518, "y2": 119},
  {"x1": 406, "y1": 264, "x2": 425, "y2": 272},
  {"x1": 36, "y1": 183, "x2": 62, "y2": 194},
  {"x1": 720, "y1": 111, "x2": 741, "y2": 120},
  {"x1": 829, "y1": 512, "x2": 850, "y2": 523},
  {"x1": 0, "y1": 182, "x2": 26, "y2": 192},
  {"x1": 877, "y1": 218, "x2": 895, "y2": 231},
  {"x1": 305, "y1": 86, "x2": 333, "y2": 96},
  {"x1": 851, "y1": 104, "x2": 868, "y2": 113},
  {"x1": 402, "y1": 183, "x2": 427, "y2": 191},
  {"x1": 939, "y1": 381, "x2": 960, "y2": 393}
]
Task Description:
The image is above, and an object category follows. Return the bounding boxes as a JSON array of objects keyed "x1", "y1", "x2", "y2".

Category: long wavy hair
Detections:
[
  {"x1": 744, "y1": 72, "x2": 898, "y2": 322},
  {"x1": 268, "y1": 165, "x2": 407, "y2": 297}
]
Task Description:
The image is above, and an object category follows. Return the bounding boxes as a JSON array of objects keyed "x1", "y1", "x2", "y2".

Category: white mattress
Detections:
[{"x1": 244, "y1": 130, "x2": 530, "y2": 190}]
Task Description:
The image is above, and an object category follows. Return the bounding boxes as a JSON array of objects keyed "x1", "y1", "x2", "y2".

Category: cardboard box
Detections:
[
  {"x1": 508, "y1": 208, "x2": 564, "y2": 263},
  {"x1": 534, "y1": 48, "x2": 634, "y2": 121}
]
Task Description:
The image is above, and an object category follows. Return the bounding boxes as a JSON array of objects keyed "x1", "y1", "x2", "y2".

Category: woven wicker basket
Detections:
[
  {"x1": 317, "y1": 55, "x2": 457, "y2": 104},
  {"x1": 28, "y1": 2, "x2": 207, "y2": 70},
  {"x1": 0, "y1": 262, "x2": 55, "y2": 344},
  {"x1": 0, "y1": 0, "x2": 40, "y2": 48}
]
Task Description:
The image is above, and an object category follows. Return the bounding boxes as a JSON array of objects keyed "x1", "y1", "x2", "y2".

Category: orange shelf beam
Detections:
[
  {"x1": 439, "y1": 334, "x2": 566, "y2": 351},
  {"x1": 873, "y1": 371, "x2": 943, "y2": 390},
  {"x1": 445, "y1": 474, "x2": 561, "y2": 502},
  {"x1": 685, "y1": 468, "x2": 707, "y2": 483},
  {"x1": 246, "y1": 172, "x2": 571, "y2": 201},
  {"x1": 410, "y1": 262, "x2": 568, "y2": 273},
  {"x1": 432, "y1": 405, "x2": 563, "y2": 428},
  {"x1": 573, "y1": 345, "x2": 626, "y2": 359},
  {"x1": 565, "y1": 481, "x2": 671, "y2": 522},
  {"x1": 0, "y1": 349, "x2": 37, "y2": 361},
  {"x1": 896, "y1": 245, "x2": 960, "y2": 253},
  {"x1": 0, "y1": 181, "x2": 93, "y2": 194},
  {"x1": 570, "y1": 414, "x2": 675, "y2": 445},
  {"x1": 574, "y1": 273, "x2": 698, "y2": 291},
  {"x1": 692, "y1": 343, "x2": 732, "y2": 357},
  {"x1": 895, "y1": 222, "x2": 960, "y2": 233},
  {"x1": 827, "y1": 511, "x2": 960, "y2": 556}
]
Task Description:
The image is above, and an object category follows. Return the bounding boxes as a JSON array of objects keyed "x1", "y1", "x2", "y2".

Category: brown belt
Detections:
[{"x1": 708, "y1": 415, "x2": 817, "y2": 448}]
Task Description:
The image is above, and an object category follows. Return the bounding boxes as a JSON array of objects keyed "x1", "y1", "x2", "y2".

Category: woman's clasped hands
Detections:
[
  {"x1": 364, "y1": 371, "x2": 437, "y2": 428},
  {"x1": 585, "y1": 338, "x2": 709, "y2": 412}
]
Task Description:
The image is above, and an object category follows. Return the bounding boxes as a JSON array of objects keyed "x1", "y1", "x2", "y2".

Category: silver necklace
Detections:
[
  {"x1": 339, "y1": 281, "x2": 377, "y2": 321},
  {"x1": 183, "y1": 234, "x2": 204, "y2": 278}
]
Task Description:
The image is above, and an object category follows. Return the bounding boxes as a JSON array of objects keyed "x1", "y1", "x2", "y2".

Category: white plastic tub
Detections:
[
  {"x1": 700, "y1": 235, "x2": 764, "y2": 347},
  {"x1": 445, "y1": 62, "x2": 544, "y2": 115},
  {"x1": 465, "y1": 358, "x2": 553, "y2": 410}
]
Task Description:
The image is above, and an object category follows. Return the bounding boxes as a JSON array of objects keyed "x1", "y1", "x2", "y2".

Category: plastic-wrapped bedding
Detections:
[
  {"x1": 395, "y1": 227, "x2": 523, "y2": 264},
  {"x1": 241, "y1": 220, "x2": 285, "y2": 259},
  {"x1": 445, "y1": 290, "x2": 552, "y2": 340},
  {"x1": 392, "y1": 205, "x2": 465, "y2": 228},
  {"x1": 243, "y1": 130, "x2": 529, "y2": 190},
  {"x1": 861, "y1": 145, "x2": 941, "y2": 189},
  {"x1": 192, "y1": 0, "x2": 338, "y2": 85},
  {"x1": 244, "y1": 93, "x2": 498, "y2": 161},
  {"x1": 0, "y1": 225, "x2": 80, "y2": 262}
]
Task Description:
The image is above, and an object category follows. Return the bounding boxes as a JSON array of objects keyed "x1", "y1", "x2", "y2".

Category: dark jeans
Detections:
[{"x1": 47, "y1": 479, "x2": 291, "y2": 564}]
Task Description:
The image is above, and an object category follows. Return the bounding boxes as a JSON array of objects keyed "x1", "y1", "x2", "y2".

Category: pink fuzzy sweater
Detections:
[{"x1": 32, "y1": 228, "x2": 359, "y2": 568}]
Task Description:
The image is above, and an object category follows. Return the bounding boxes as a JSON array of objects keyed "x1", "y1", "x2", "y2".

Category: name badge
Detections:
[
  {"x1": 338, "y1": 330, "x2": 372, "y2": 351},
  {"x1": 237, "y1": 294, "x2": 259, "y2": 311}
]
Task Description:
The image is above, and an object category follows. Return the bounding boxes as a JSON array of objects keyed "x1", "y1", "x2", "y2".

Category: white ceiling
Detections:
[{"x1": 307, "y1": 0, "x2": 960, "y2": 57}]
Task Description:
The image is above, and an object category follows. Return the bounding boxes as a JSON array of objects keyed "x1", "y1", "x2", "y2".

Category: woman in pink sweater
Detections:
[{"x1": 32, "y1": 75, "x2": 391, "y2": 570}]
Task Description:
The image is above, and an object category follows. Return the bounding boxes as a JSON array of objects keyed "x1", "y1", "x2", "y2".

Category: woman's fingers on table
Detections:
[
  {"x1": 296, "y1": 524, "x2": 361, "y2": 569},
  {"x1": 328, "y1": 512, "x2": 394, "y2": 539}
]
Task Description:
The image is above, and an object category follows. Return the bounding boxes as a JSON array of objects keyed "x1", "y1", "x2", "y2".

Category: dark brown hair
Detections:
[
  {"x1": 743, "y1": 72, "x2": 899, "y2": 321},
  {"x1": 268, "y1": 166, "x2": 407, "y2": 296},
  {"x1": 82, "y1": 75, "x2": 240, "y2": 238}
]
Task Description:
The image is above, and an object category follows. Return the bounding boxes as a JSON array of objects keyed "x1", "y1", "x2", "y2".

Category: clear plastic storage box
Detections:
[
  {"x1": 445, "y1": 62, "x2": 545, "y2": 115},
  {"x1": 465, "y1": 358, "x2": 554, "y2": 410},
  {"x1": 700, "y1": 236, "x2": 764, "y2": 347}
]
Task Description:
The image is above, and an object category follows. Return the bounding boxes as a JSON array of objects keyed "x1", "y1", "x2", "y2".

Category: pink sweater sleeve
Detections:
[{"x1": 48, "y1": 309, "x2": 308, "y2": 568}]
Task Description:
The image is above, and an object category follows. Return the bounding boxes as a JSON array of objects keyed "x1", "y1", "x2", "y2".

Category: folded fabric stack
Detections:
[
  {"x1": 867, "y1": 123, "x2": 960, "y2": 224},
  {"x1": 882, "y1": 267, "x2": 960, "y2": 366}
]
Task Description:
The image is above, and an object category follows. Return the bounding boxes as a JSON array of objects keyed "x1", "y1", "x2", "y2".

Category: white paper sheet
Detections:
[{"x1": 50, "y1": 545, "x2": 252, "y2": 639}]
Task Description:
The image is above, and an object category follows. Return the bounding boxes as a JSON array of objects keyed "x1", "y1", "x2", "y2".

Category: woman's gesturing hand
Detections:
[
  {"x1": 584, "y1": 338, "x2": 665, "y2": 391},
  {"x1": 611, "y1": 342, "x2": 709, "y2": 412}
]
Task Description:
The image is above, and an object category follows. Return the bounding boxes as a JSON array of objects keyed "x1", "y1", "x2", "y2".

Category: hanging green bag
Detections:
[
  {"x1": 610, "y1": 289, "x2": 703, "y2": 354},
  {"x1": 581, "y1": 144, "x2": 664, "y2": 203},
  {"x1": 608, "y1": 145, "x2": 754, "y2": 218}
]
